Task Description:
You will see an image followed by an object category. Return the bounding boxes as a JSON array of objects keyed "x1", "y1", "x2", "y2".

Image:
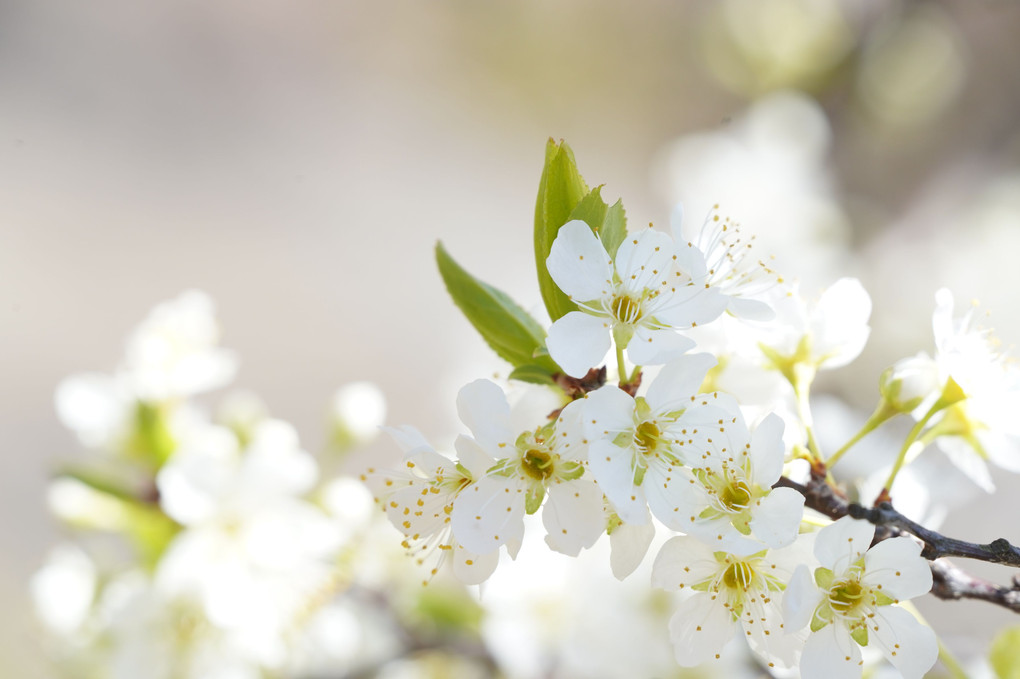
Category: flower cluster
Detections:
[
  {"x1": 366, "y1": 141, "x2": 1020, "y2": 678},
  {"x1": 34, "y1": 291, "x2": 405, "y2": 679}
]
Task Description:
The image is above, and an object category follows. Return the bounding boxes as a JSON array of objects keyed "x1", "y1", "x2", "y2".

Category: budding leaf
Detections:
[
  {"x1": 535, "y1": 138, "x2": 589, "y2": 322},
  {"x1": 990, "y1": 626, "x2": 1020, "y2": 679},
  {"x1": 568, "y1": 186, "x2": 627, "y2": 259},
  {"x1": 436, "y1": 242, "x2": 559, "y2": 379}
]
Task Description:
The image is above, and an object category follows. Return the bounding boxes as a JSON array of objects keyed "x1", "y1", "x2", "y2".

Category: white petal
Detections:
[
  {"x1": 54, "y1": 373, "x2": 128, "y2": 447},
  {"x1": 450, "y1": 476, "x2": 526, "y2": 555},
  {"x1": 815, "y1": 517, "x2": 875, "y2": 573},
  {"x1": 453, "y1": 435, "x2": 496, "y2": 479},
  {"x1": 385, "y1": 425, "x2": 433, "y2": 456},
  {"x1": 782, "y1": 564, "x2": 823, "y2": 633},
  {"x1": 645, "y1": 464, "x2": 702, "y2": 532},
  {"x1": 862, "y1": 537, "x2": 932, "y2": 601},
  {"x1": 667, "y1": 593, "x2": 737, "y2": 667},
  {"x1": 546, "y1": 220, "x2": 615, "y2": 301},
  {"x1": 451, "y1": 542, "x2": 499, "y2": 585},
  {"x1": 812, "y1": 278, "x2": 872, "y2": 369},
  {"x1": 644, "y1": 353, "x2": 717, "y2": 413},
  {"x1": 744, "y1": 597, "x2": 805, "y2": 671},
  {"x1": 937, "y1": 436, "x2": 995, "y2": 492},
  {"x1": 582, "y1": 385, "x2": 636, "y2": 439},
  {"x1": 654, "y1": 279, "x2": 728, "y2": 328},
  {"x1": 651, "y1": 535, "x2": 721, "y2": 591},
  {"x1": 609, "y1": 517, "x2": 655, "y2": 580},
  {"x1": 456, "y1": 380, "x2": 514, "y2": 453},
  {"x1": 727, "y1": 296, "x2": 775, "y2": 321},
  {"x1": 542, "y1": 480, "x2": 605, "y2": 556},
  {"x1": 587, "y1": 440, "x2": 646, "y2": 525},
  {"x1": 614, "y1": 226, "x2": 676, "y2": 293},
  {"x1": 546, "y1": 311, "x2": 612, "y2": 378},
  {"x1": 750, "y1": 412, "x2": 786, "y2": 487},
  {"x1": 800, "y1": 623, "x2": 862, "y2": 679},
  {"x1": 627, "y1": 325, "x2": 694, "y2": 366},
  {"x1": 749, "y1": 487, "x2": 804, "y2": 549},
  {"x1": 869, "y1": 605, "x2": 938, "y2": 679}
]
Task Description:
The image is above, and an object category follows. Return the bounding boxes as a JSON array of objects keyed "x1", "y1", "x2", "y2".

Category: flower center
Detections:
[
  {"x1": 611, "y1": 294, "x2": 643, "y2": 325},
  {"x1": 829, "y1": 578, "x2": 866, "y2": 616},
  {"x1": 521, "y1": 448, "x2": 554, "y2": 481},
  {"x1": 722, "y1": 560, "x2": 755, "y2": 591},
  {"x1": 634, "y1": 420, "x2": 662, "y2": 453},
  {"x1": 719, "y1": 479, "x2": 752, "y2": 512}
]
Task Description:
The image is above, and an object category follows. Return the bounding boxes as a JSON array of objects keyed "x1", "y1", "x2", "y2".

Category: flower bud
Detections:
[{"x1": 880, "y1": 352, "x2": 939, "y2": 413}]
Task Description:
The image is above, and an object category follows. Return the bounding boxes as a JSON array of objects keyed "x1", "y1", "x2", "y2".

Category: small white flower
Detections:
[
  {"x1": 583, "y1": 353, "x2": 719, "y2": 530},
  {"x1": 652, "y1": 535, "x2": 810, "y2": 670},
  {"x1": 365, "y1": 424, "x2": 500, "y2": 585},
  {"x1": 673, "y1": 203, "x2": 780, "y2": 321},
  {"x1": 761, "y1": 278, "x2": 872, "y2": 374},
  {"x1": 673, "y1": 402, "x2": 805, "y2": 552},
  {"x1": 545, "y1": 221, "x2": 725, "y2": 377},
  {"x1": 784, "y1": 517, "x2": 936, "y2": 679},
  {"x1": 920, "y1": 289, "x2": 1020, "y2": 491},
  {"x1": 451, "y1": 380, "x2": 605, "y2": 558}
]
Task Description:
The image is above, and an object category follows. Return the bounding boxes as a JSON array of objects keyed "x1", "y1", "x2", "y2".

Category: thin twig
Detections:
[{"x1": 775, "y1": 471, "x2": 1020, "y2": 614}]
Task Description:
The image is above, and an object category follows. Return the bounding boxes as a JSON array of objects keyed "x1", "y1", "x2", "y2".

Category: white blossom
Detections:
[
  {"x1": 365, "y1": 424, "x2": 500, "y2": 585},
  {"x1": 450, "y1": 379, "x2": 605, "y2": 558},
  {"x1": 784, "y1": 517, "x2": 936, "y2": 679},
  {"x1": 545, "y1": 220, "x2": 725, "y2": 377},
  {"x1": 652, "y1": 535, "x2": 811, "y2": 671},
  {"x1": 673, "y1": 402, "x2": 805, "y2": 552}
]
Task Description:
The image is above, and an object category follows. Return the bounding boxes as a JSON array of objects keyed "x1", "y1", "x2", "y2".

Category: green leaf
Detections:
[
  {"x1": 990, "y1": 626, "x2": 1020, "y2": 679},
  {"x1": 568, "y1": 186, "x2": 628, "y2": 259},
  {"x1": 436, "y1": 241, "x2": 559, "y2": 374},
  {"x1": 507, "y1": 364, "x2": 556, "y2": 385},
  {"x1": 535, "y1": 139, "x2": 589, "y2": 322}
]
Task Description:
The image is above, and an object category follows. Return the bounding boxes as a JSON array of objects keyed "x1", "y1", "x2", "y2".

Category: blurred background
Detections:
[{"x1": 5, "y1": 0, "x2": 1020, "y2": 675}]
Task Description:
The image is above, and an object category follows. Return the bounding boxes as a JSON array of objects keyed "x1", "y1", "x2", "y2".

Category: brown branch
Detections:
[{"x1": 775, "y1": 470, "x2": 1020, "y2": 614}]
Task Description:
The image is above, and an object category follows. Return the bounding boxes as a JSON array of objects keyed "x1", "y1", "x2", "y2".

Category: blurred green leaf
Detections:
[
  {"x1": 436, "y1": 241, "x2": 559, "y2": 377},
  {"x1": 127, "y1": 401, "x2": 176, "y2": 468},
  {"x1": 990, "y1": 626, "x2": 1020, "y2": 679},
  {"x1": 414, "y1": 584, "x2": 484, "y2": 633},
  {"x1": 569, "y1": 185, "x2": 627, "y2": 259},
  {"x1": 534, "y1": 139, "x2": 589, "y2": 322},
  {"x1": 54, "y1": 467, "x2": 179, "y2": 570}
]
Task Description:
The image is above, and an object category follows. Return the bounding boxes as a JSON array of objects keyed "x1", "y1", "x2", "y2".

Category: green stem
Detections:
[
  {"x1": 880, "y1": 407, "x2": 938, "y2": 500},
  {"x1": 826, "y1": 399, "x2": 898, "y2": 469},
  {"x1": 793, "y1": 371, "x2": 823, "y2": 464},
  {"x1": 616, "y1": 343, "x2": 627, "y2": 385}
]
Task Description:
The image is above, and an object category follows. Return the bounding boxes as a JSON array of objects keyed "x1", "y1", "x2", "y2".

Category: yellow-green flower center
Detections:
[
  {"x1": 634, "y1": 420, "x2": 662, "y2": 452},
  {"x1": 829, "y1": 578, "x2": 866, "y2": 615},
  {"x1": 611, "y1": 294, "x2": 643, "y2": 325},
  {"x1": 521, "y1": 448, "x2": 554, "y2": 481},
  {"x1": 722, "y1": 560, "x2": 755, "y2": 590},
  {"x1": 719, "y1": 479, "x2": 752, "y2": 512}
]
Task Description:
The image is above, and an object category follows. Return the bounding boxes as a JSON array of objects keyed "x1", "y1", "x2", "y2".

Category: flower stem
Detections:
[
  {"x1": 792, "y1": 369, "x2": 823, "y2": 464},
  {"x1": 616, "y1": 343, "x2": 628, "y2": 385},
  {"x1": 879, "y1": 407, "x2": 938, "y2": 502},
  {"x1": 826, "y1": 399, "x2": 898, "y2": 469}
]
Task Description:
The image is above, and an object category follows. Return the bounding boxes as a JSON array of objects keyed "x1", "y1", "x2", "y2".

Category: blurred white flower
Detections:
[
  {"x1": 31, "y1": 544, "x2": 98, "y2": 638},
  {"x1": 655, "y1": 91, "x2": 852, "y2": 288},
  {"x1": 154, "y1": 418, "x2": 339, "y2": 660},
  {"x1": 123, "y1": 290, "x2": 238, "y2": 401},
  {"x1": 330, "y1": 380, "x2": 387, "y2": 447}
]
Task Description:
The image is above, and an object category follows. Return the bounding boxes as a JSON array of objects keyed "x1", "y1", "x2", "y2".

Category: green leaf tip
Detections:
[{"x1": 534, "y1": 139, "x2": 589, "y2": 322}]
